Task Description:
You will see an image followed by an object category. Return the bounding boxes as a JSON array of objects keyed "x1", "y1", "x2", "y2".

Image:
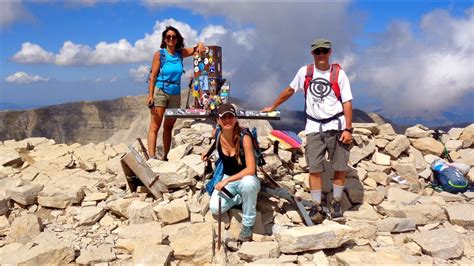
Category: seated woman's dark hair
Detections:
[{"x1": 160, "y1": 26, "x2": 185, "y2": 50}]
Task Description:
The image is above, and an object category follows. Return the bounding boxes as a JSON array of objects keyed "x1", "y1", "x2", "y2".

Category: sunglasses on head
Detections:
[
  {"x1": 313, "y1": 48, "x2": 330, "y2": 55},
  {"x1": 165, "y1": 35, "x2": 177, "y2": 40}
]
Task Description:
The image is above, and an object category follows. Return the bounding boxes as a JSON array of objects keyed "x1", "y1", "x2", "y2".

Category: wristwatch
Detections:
[{"x1": 343, "y1": 128, "x2": 353, "y2": 133}]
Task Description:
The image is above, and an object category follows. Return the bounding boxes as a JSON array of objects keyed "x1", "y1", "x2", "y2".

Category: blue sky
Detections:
[{"x1": 1, "y1": 0, "x2": 473, "y2": 125}]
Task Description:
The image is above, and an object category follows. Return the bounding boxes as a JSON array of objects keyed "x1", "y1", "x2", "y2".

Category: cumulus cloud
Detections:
[
  {"x1": 129, "y1": 65, "x2": 150, "y2": 83},
  {"x1": 12, "y1": 18, "x2": 247, "y2": 66},
  {"x1": 5, "y1": 72, "x2": 49, "y2": 84},
  {"x1": 0, "y1": 2, "x2": 33, "y2": 29},
  {"x1": 352, "y1": 8, "x2": 474, "y2": 117},
  {"x1": 12, "y1": 42, "x2": 55, "y2": 64}
]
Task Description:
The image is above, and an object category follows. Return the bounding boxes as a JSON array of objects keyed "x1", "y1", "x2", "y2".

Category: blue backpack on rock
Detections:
[{"x1": 431, "y1": 159, "x2": 469, "y2": 193}]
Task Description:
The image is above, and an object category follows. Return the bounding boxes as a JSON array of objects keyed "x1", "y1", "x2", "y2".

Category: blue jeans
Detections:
[{"x1": 209, "y1": 174, "x2": 260, "y2": 227}]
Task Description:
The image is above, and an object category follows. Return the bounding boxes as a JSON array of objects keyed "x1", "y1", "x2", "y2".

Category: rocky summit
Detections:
[{"x1": 0, "y1": 120, "x2": 473, "y2": 264}]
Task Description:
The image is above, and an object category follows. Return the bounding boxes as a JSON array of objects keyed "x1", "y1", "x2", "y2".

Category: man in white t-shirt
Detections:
[{"x1": 262, "y1": 38, "x2": 353, "y2": 222}]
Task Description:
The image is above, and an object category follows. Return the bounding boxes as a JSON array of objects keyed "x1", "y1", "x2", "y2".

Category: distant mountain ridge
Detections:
[{"x1": 1, "y1": 94, "x2": 467, "y2": 145}]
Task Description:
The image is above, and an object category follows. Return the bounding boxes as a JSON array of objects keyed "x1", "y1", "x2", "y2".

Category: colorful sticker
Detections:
[
  {"x1": 193, "y1": 60, "x2": 198, "y2": 66},
  {"x1": 209, "y1": 65, "x2": 215, "y2": 73},
  {"x1": 209, "y1": 57, "x2": 213, "y2": 64},
  {"x1": 205, "y1": 47, "x2": 209, "y2": 54},
  {"x1": 198, "y1": 62, "x2": 205, "y2": 71},
  {"x1": 204, "y1": 58, "x2": 209, "y2": 65},
  {"x1": 199, "y1": 75, "x2": 209, "y2": 91},
  {"x1": 209, "y1": 50, "x2": 213, "y2": 57},
  {"x1": 194, "y1": 66, "x2": 199, "y2": 73}
]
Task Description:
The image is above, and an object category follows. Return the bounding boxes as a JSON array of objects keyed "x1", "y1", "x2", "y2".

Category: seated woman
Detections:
[{"x1": 203, "y1": 103, "x2": 260, "y2": 241}]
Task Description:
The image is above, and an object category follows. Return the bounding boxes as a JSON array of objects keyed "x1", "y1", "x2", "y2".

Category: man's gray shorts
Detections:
[{"x1": 305, "y1": 130, "x2": 350, "y2": 173}]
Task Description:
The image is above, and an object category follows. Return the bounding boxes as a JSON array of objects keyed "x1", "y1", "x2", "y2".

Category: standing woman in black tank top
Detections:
[{"x1": 204, "y1": 103, "x2": 261, "y2": 242}]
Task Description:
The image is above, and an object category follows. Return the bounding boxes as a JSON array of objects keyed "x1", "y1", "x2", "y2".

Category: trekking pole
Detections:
[
  {"x1": 432, "y1": 130, "x2": 453, "y2": 163},
  {"x1": 217, "y1": 196, "x2": 222, "y2": 251},
  {"x1": 137, "y1": 138, "x2": 149, "y2": 160}
]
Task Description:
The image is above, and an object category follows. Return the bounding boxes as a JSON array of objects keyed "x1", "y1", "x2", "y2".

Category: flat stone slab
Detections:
[
  {"x1": 273, "y1": 221, "x2": 353, "y2": 253},
  {"x1": 446, "y1": 203, "x2": 474, "y2": 229},
  {"x1": 412, "y1": 228, "x2": 464, "y2": 260}
]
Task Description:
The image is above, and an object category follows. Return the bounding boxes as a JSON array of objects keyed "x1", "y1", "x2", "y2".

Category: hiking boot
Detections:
[
  {"x1": 330, "y1": 200, "x2": 343, "y2": 220},
  {"x1": 308, "y1": 205, "x2": 326, "y2": 224},
  {"x1": 238, "y1": 225, "x2": 253, "y2": 242}
]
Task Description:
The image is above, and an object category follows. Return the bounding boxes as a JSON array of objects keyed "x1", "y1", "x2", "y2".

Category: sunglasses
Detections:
[
  {"x1": 313, "y1": 48, "x2": 330, "y2": 55},
  {"x1": 165, "y1": 35, "x2": 177, "y2": 41}
]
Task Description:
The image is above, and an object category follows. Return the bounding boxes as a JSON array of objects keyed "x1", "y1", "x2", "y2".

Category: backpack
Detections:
[
  {"x1": 303, "y1": 63, "x2": 344, "y2": 127},
  {"x1": 304, "y1": 63, "x2": 342, "y2": 101},
  {"x1": 146, "y1": 49, "x2": 184, "y2": 84},
  {"x1": 431, "y1": 159, "x2": 469, "y2": 193},
  {"x1": 204, "y1": 126, "x2": 265, "y2": 195}
]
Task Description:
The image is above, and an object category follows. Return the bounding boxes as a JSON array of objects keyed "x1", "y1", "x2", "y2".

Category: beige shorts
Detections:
[
  {"x1": 305, "y1": 130, "x2": 350, "y2": 173},
  {"x1": 154, "y1": 89, "x2": 181, "y2": 108}
]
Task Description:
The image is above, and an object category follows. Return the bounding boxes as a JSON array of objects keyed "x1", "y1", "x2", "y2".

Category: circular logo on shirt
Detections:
[{"x1": 309, "y1": 78, "x2": 332, "y2": 100}]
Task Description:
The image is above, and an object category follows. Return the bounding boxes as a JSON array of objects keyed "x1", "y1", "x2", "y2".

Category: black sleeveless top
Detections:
[{"x1": 217, "y1": 139, "x2": 246, "y2": 176}]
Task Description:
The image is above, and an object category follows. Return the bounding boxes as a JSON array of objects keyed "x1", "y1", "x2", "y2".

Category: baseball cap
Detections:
[
  {"x1": 311, "y1": 38, "x2": 331, "y2": 51},
  {"x1": 217, "y1": 103, "x2": 236, "y2": 117}
]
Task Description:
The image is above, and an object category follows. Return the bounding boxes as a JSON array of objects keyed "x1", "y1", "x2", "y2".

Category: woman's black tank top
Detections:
[{"x1": 217, "y1": 139, "x2": 246, "y2": 176}]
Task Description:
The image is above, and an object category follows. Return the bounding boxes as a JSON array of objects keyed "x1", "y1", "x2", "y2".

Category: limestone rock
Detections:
[
  {"x1": 335, "y1": 250, "x2": 417, "y2": 264},
  {"x1": 7, "y1": 214, "x2": 43, "y2": 244},
  {"x1": 168, "y1": 144, "x2": 193, "y2": 162},
  {"x1": 0, "y1": 196, "x2": 11, "y2": 215},
  {"x1": 6, "y1": 183, "x2": 44, "y2": 205},
  {"x1": 410, "y1": 137, "x2": 444, "y2": 156},
  {"x1": 412, "y1": 228, "x2": 463, "y2": 259},
  {"x1": 457, "y1": 149, "x2": 474, "y2": 166},
  {"x1": 238, "y1": 241, "x2": 280, "y2": 262},
  {"x1": 0, "y1": 232, "x2": 75, "y2": 264},
  {"x1": 353, "y1": 123, "x2": 380, "y2": 135},
  {"x1": 349, "y1": 137, "x2": 376, "y2": 165},
  {"x1": 405, "y1": 124, "x2": 432, "y2": 138},
  {"x1": 106, "y1": 197, "x2": 136, "y2": 218},
  {"x1": 367, "y1": 172, "x2": 389, "y2": 186},
  {"x1": 377, "y1": 123, "x2": 396, "y2": 136},
  {"x1": 273, "y1": 221, "x2": 353, "y2": 253},
  {"x1": 116, "y1": 222, "x2": 163, "y2": 245},
  {"x1": 376, "y1": 217, "x2": 416, "y2": 233},
  {"x1": 449, "y1": 128, "x2": 464, "y2": 140},
  {"x1": 128, "y1": 201, "x2": 156, "y2": 224},
  {"x1": 446, "y1": 203, "x2": 474, "y2": 229},
  {"x1": 372, "y1": 151, "x2": 391, "y2": 166},
  {"x1": 387, "y1": 187, "x2": 420, "y2": 205},
  {"x1": 0, "y1": 148, "x2": 23, "y2": 167},
  {"x1": 384, "y1": 135, "x2": 410, "y2": 158},
  {"x1": 344, "y1": 203, "x2": 380, "y2": 222},
  {"x1": 153, "y1": 198, "x2": 189, "y2": 225},
  {"x1": 133, "y1": 243, "x2": 173, "y2": 264},
  {"x1": 378, "y1": 202, "x2": 447, "y2": 225},
  {"x1": 459, "y1": 124, "x2": 474, "y2": 142},
  {"x1": 76, "y1": 206, "x2": 105, "y2": 226},
  {"x1": 76, "y1": 245, "x2": 116, "y2": 264},
  {"x1": 37, "y1": 185, "x2": 84, "y2": 209},
  {"x1": 391, "y1": 160, "x2": 419, "y2": 184},
  {"x1": 344, "y1": 178, "x2": 364, "y2": 204},
  {"x1": 168, "y1": 222, "x2": 214, "y2": 264},
  {"x1": 150, "y1": 161, "x2": 195, "y2": 189}
]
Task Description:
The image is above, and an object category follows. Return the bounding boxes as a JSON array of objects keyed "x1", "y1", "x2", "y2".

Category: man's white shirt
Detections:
[{"x1": 290, "y1": 64, "x2": 353, "y2": 135}]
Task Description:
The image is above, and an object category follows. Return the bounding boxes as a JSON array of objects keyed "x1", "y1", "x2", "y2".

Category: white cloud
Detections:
[
  {"x1": 12, "y1": 18, "x2": 247, "y2": 66},
  {"x1": 352, "y1": 9, "x2": 474, "y2": 116},
  {"x1": 12, "y1": 42, "x2": 55, "y2": 64},
  {"x1": 0, "y1": 2, "x2": 33, "y2": 29},
  {"x1": 5, "y1": 72, "x2": 49, "y2": 84},
  {"x1": 129, "y1": 65, "x2": 150, "y2": 83}
]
